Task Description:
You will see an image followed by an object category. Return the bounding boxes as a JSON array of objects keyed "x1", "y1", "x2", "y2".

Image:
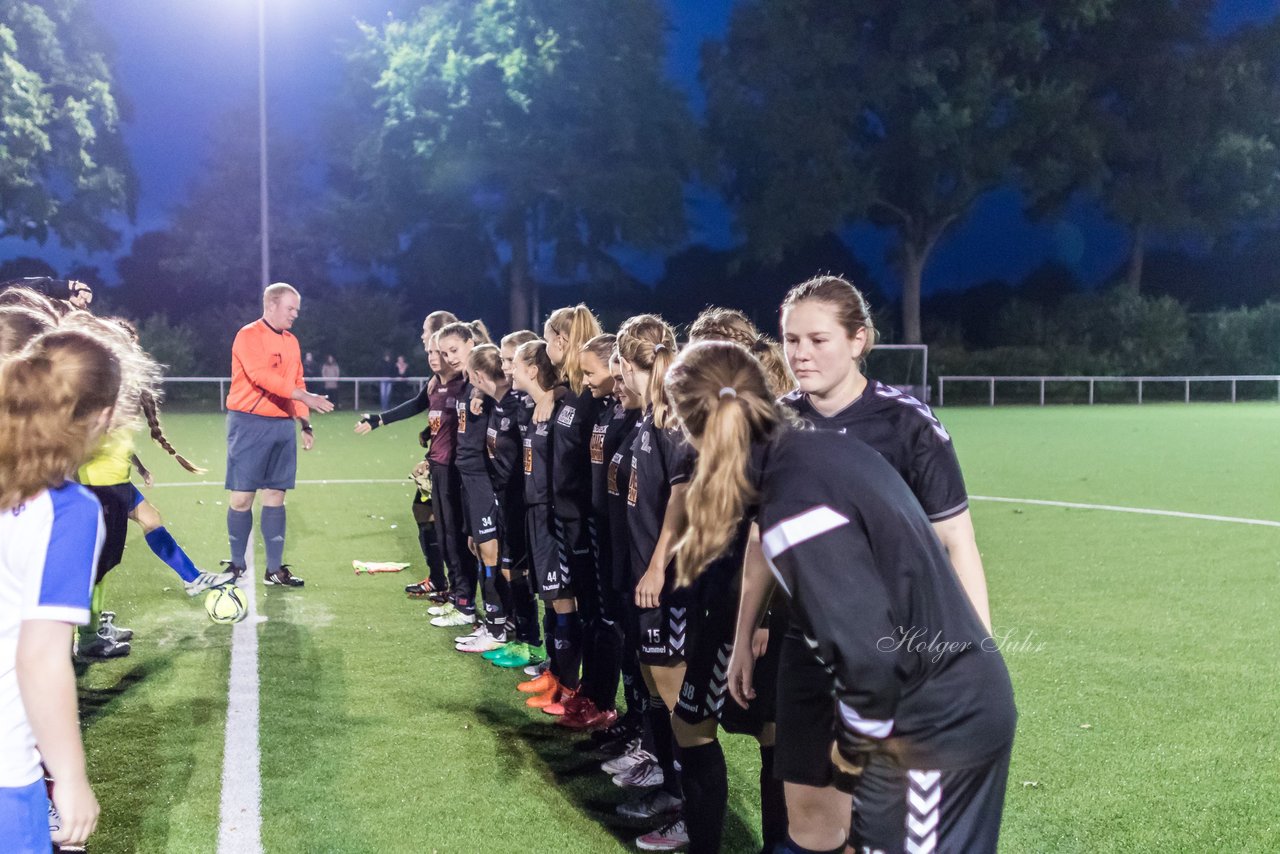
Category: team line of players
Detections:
[{"x1": 354, "y1": 276, "x2": 1016, "y2": 854}]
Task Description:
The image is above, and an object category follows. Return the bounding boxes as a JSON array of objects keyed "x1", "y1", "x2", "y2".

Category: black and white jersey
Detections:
[
  {"x1": 591, "y1": 399, "x2": 641, "y2": 522},
  {"x1": 551, "y1": 385, "x2": 601, "y2": 516},
  {"x1": 521, "y1": 401, "x2": 560, "y2": 507},
  {"x1": 455, "y1": 380, "x2": 494, "y2": 477},
  {"x1": 626, "y1": 412, "x2": 695, "y2": 583},
  {"x1": 779, "y1": 381, "x2": 968, "y2": 522},
  {"x1": 487, "y1": 388, "x2": 528, "y2": 495},
  {"x1": 757, "y1": 427, "x2": 1015, "y2": 770}
]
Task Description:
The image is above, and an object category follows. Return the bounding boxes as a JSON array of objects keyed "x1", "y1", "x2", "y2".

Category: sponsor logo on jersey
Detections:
[
  {"x1": 457, "y1": 405, "x2": 467, "y2": 433},
  {"x1": 523, "y1": 439, "x2": 533, "y2": 473},
  {"x1": 607, "y1": 452, "x2": 623, "y2": 495},
  {"x1": 590, "y1": 425, "x2": 606, "y2": 463},
  {"x1": 428, "y1": 410, "x2": 442, "y2": 434},
  {"x1": 557, "y1": 405, "x2": 576, "y2": 427},
  {"x1": 486, "y1": 428, "x2": 498, "y2": 459},
  {"x1": 627, "y1": 466, "x2": 638, "y2": 506}
]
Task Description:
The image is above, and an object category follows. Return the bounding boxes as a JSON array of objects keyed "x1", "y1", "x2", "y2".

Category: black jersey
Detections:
[
  {"x1": 626, "y1": 413, "x2": 695, "y2": 583},
  {"x1": 590, "y1": 398, "x2": 641, "y2": 521},
  {"x1": 486, "y1": 388, "x2": 529, "y2": 494},
  {"x1": 454, "y1": 380, "x2": 493, "y2": 476},
  {"x1": 757, "y1": 427, "x2": 1015, "y2": 770},
  {"x1": 551, "y1": 385, "x2": 601, "y2": 516},
  {"x1": 779, "y1": 381, "x2": 968, "y2": 522},
  {"x1": 521, "y1": 400, "x2": 560, "y2": 506},
  {"x1": 606, "y1": 418, "x2": 640, "y2": 588}
]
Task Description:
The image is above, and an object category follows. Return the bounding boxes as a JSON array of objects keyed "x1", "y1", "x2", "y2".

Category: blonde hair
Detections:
[
  {"x1": 0, "y1": 330, "x2": 122, "y2": 509},
  {"x1": 666, "y1": 341, "x2": 781, "y2": 586},
  {"x1": 59, "y1": 313, "x2": 162, "y2": 434},
  {"x1": 0, "y1": 307, "x2": 54, "y2": 356},
  {"x1": 501, "y1": 329, "x2": 538, "y2": 351},
  {"x1": 0, "y1": 287, "x2": 62, "y2": 320},
  {"x1": 515, "y1": 340, "x2": 558, "y2": 391},
  {"x1": 781, "y1": 275, "x2": 879, "y2": 361},
  {"x1": 689, "y1": 306, "x2": 795, "y2": 398},
  {"x1": 263, "y1": 282, "x2": 300, "y2": 309},
  {"x1": 467, "y1": 343, "x2": 505, "y2": 384},
  {"x1": 616, "y1": 314, "x2": 678, "y2": 430},
  {"x1": 546, "y1": 304, "x2": 603, "y2": 395}
]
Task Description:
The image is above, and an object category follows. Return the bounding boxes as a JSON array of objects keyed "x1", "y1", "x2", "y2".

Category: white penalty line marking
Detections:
[
  {"x1": 972, "y1": 495, "x2": 1280, "y2": 529},
  {"x1": 218, "y1": 548, "x2": 263, "y2": 854}
]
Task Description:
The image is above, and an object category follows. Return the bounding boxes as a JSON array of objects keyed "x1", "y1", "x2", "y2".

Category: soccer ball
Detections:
[{"x1": 204, "y1": 585, "x2": 248, "y2": 624}]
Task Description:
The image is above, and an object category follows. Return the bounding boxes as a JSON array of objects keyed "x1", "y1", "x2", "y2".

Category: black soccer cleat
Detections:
[
  {"x1": 219, "y1": 559, "x2": 246, "y2": 580},
  {"x1": 264, "y1": 565, "x2": 305, "y2": 587}
]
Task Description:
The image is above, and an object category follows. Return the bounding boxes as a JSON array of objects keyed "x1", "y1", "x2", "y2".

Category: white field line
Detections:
[
  {"x1": 153, "y1": 480, "x2": 1280, "y2": 530},
  {"x1": 217, "y1": 548, "x2": 263, "y2": 854},
  {"x1": 970, "y1": 495, "x2": 1280, "y2": 529},
  {"x1": 153, "y1": 478, "x2": 408, "y2": 488}
]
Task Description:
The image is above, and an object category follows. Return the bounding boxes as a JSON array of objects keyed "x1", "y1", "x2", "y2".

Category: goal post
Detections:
[{"x1": 863, "y1": 344, "x2": 929, "y2": 403}]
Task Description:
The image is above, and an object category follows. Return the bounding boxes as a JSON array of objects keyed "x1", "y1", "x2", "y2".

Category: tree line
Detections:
[{"x1": 4, "y1": 0, "x2": 1280, "y2": 357}]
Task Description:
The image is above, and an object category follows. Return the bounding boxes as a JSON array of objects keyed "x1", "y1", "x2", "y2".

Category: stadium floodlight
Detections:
[{"x1": 258, "y1": 0, "x2": 269, "y2": 288}]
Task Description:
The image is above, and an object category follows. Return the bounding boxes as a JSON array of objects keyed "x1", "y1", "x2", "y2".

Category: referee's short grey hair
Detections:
[{"x1": 263, "y1": 282, "x2": 300, "y2": 308}]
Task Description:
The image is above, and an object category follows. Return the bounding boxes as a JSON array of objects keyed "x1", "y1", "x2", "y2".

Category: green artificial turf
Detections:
[{"x1": 80, "y1": 404, "x2": 1280, "y2": 852}]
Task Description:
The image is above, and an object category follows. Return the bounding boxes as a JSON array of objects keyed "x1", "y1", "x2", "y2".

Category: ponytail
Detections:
[
  {"x1": 139, "y1": 391, "x2": 207, "y2": 474},
  {"x1": 546, "y1": 304, "x2": 602, "y2": 394},
  {"x1": 617, "y1": 314, "x2": 678, "y2": 429},
  {"x1": 665, "y1": 340, "x2": 780, "y2": 586}
]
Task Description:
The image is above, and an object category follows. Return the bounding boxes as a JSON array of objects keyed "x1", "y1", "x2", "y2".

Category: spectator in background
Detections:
[
  {"x1": 322, "y1": 354, "x2": 340, "y2": 408},
  {"x1": 393, "y1": 354, "x2": 411, "y2": 405},
  {"x1": 379, "y1": 350, "x2": 396, "y2": 411},
  {"x1": 303, "y1": 352, "x2": 317, "y2": 387}
]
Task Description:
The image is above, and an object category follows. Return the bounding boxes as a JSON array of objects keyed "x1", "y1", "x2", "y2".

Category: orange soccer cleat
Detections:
[{"x1": 517, "y1": 671, "x2": 557, "y2": 694}]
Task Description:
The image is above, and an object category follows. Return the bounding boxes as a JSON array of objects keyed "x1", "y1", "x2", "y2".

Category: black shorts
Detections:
[
  {"x1": 637, "y1": 581, "x2": 693, "y2": 667},
  {"x1": 459, "y1": 472, "x2": 498, "y2": 544},
  {"x1": 675, "y1": 601, "x2": 781, "y2": 733},
  {"x1": 497, "y1": 490, "x2": 528, "y2": 573},
  {"x1": 526, "y1": 503, "x2": 570, "y2": 600},
  {"x1": 85, "y1": 483, "x2": 141, "y2": 583},
  {"x1": 852, "y1": 747, "x2": 1012, "y2": 854},
  {"x1": 775, "y1": 631, "x2": 842, "y2": 788}
]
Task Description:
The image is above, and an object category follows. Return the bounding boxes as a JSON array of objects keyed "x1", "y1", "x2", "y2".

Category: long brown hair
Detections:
[
  {"x1": 515, "y1": 339, "x2": 559, "y2": 391},
  {"x1": 0, "y1": 331, "x2": 122, "y2": 509},
  {"x1": 138, "y1": 391, "x2": 206, "y2": 474},
  {"x1": 666, "y1": 341, "x2": 781, "y2": 586},
  {"x1": 0, "y1": 307, "x2": 54, "y2": 356},
  {"x1": 616, "y1": 314, "x2": 678, "y2": 429},
  {"x1": 58, "y1": 313, "x2": 160, "y2": 434},
  {"x1": 689, "y1": 306, "x2": 795, "y2": 398},
  {"x1": 425, "y1": 310, "x2": 459, "y2": 337},
  {"x1": 500, "y1": 330, "x2": 538, "y2": 350},
  {"x1": 546, "y1": 304, "x2": 602, "y2": 394},
  {"x1": 780, "y1": 275, "x2": 879, "y2": 362}
]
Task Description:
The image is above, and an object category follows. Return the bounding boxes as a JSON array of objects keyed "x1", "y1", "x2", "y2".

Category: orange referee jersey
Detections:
[{"x1": 226, "y1": 319, "x2": 308, "y2": 419}]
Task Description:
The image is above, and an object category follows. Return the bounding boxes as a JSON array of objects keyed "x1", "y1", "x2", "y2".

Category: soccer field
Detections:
[{"x1": 78, "y1": 404, "x2": 1280, "y2": 853}]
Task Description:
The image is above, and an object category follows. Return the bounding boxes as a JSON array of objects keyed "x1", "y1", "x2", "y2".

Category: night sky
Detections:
[{"x1": 3, "y1": 0, "x2": 1278, "y2": 296}]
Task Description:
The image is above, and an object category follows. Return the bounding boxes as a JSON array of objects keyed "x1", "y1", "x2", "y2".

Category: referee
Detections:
[{"x1": 224, "y1": 283, "x2": 333, "y2": 587}]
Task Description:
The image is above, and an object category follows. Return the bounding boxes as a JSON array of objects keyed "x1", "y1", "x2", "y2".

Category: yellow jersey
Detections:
[{"x1": 78, "y1": 429, "x2": 135, "y2": 486}]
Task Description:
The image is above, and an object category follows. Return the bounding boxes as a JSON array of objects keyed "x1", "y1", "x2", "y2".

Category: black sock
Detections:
[
  {"x1": 647, "y1": 701, "x2": 682, "y2": 798},
  {"x1": 554, "y1": 611, "x2": 583, "y2": 691},
  {"x1": 759, "y1": 745, "x2": 788, "y2": 853},
  {"x1": 544, "y1": 608, "x2": 559, "y2": 678},
  {"x1": 681, "y1": 740, "x2": 728, "y2": 854},
  {"x1": 418, "y1": 521, "x2": 446, "y2": 589},
  {"x1": 510, "y1": 573, "x2": 541, "y2": 645}
]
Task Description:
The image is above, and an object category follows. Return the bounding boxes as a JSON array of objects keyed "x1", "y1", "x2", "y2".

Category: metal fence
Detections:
[
  {"x1": 162, "y1": 376, "x2": 431, "y2": 412},
  {"x1": 937, "y1": 375, "x2": 1280, "y2": 406}
]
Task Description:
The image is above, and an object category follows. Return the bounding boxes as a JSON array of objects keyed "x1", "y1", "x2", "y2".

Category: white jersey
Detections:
[{"x1": 0, "y1": 482, "x2": 102, "y2": 787}]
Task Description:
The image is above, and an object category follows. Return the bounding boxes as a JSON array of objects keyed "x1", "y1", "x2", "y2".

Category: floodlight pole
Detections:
[{"x1": 258, "y1": 0, "x2": 270, "y2": 288}]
